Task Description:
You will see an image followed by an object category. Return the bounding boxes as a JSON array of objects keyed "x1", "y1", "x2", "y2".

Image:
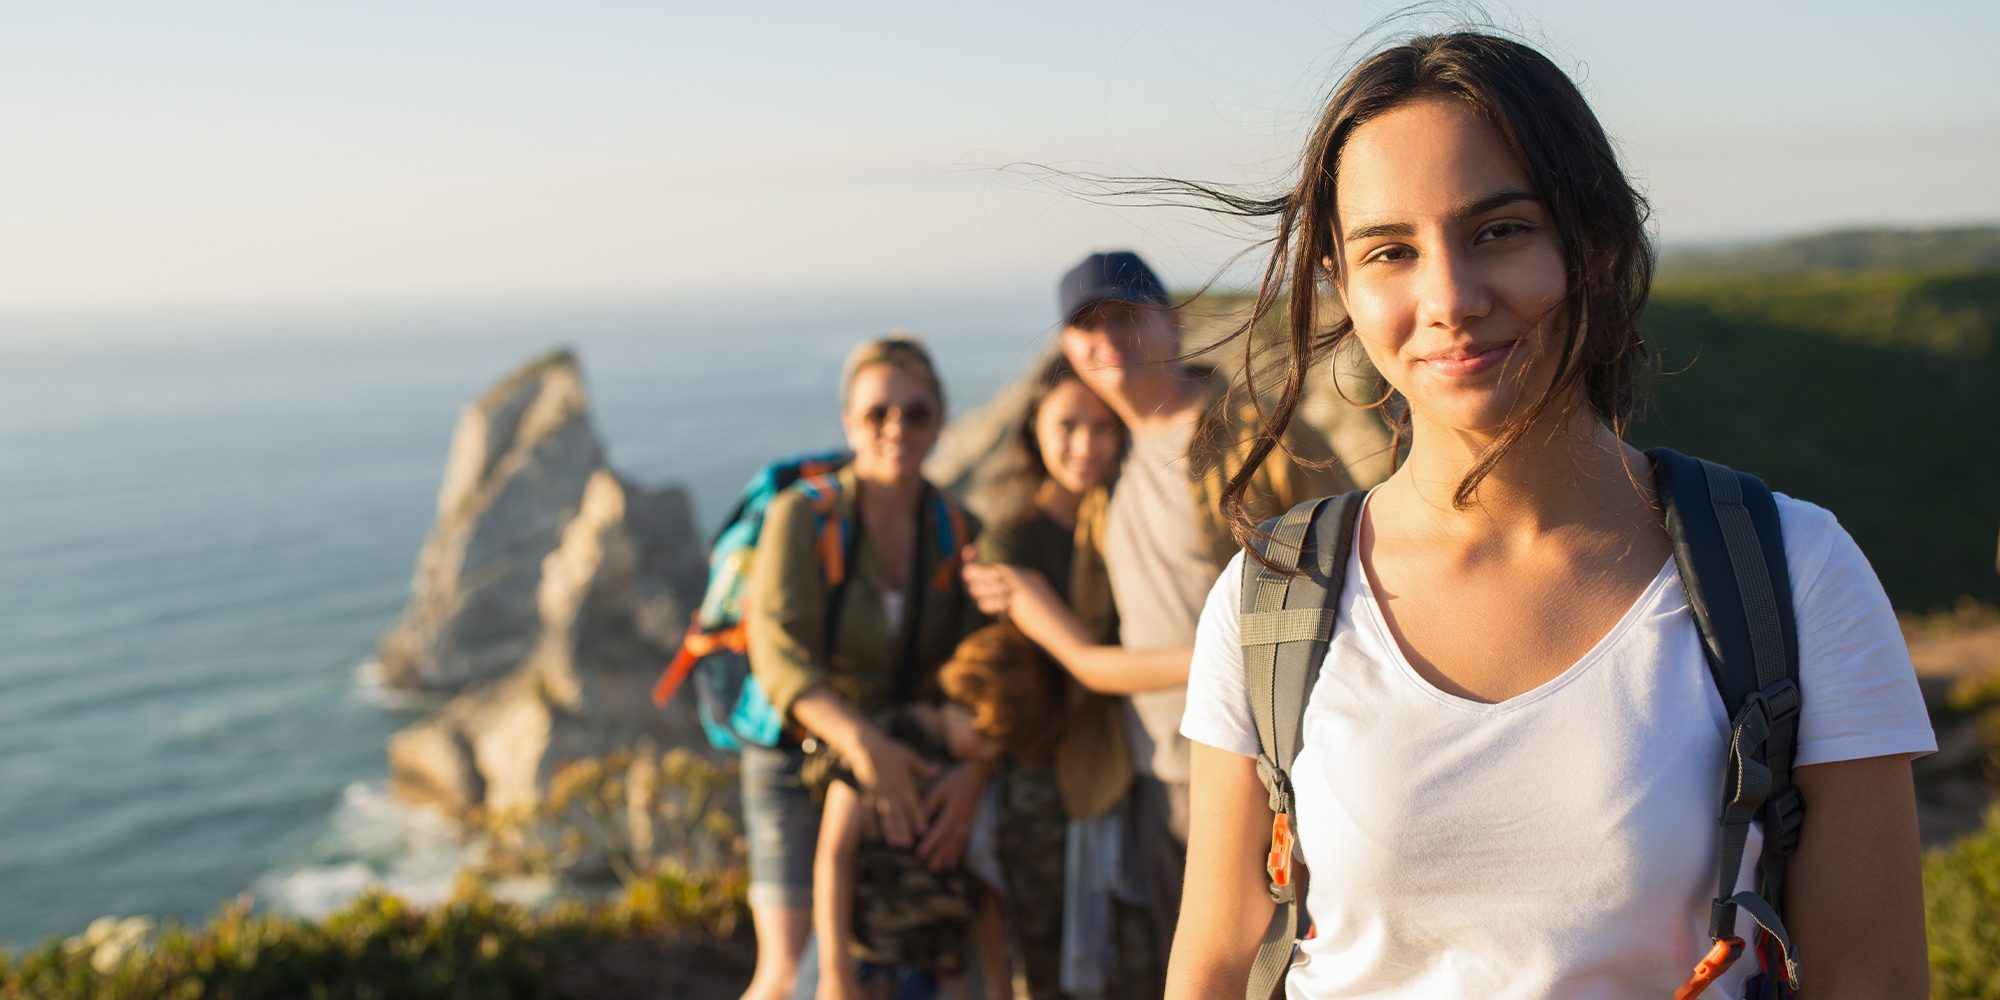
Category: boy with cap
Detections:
[{"x1": 964, "y1": 250, "x2": 1366, "y2": 984}]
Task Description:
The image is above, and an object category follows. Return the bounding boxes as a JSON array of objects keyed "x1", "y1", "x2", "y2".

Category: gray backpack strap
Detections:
[
  {"x1": 1650, "y1": 448, "x2": 1803, "y2": 999},
  {"x1": 1239, "y1": 491, "x2": 1364, "y2": 1000}
]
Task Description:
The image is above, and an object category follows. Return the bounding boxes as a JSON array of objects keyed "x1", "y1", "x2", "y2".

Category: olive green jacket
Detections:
[{"x1": 747, "y1": 466, "x2": 984, "y2": 723}]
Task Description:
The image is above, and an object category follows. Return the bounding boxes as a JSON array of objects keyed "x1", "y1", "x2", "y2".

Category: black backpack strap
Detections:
[
  {"x1": 889, "y1": 484, "x2": 937, "y2": 706},
  {"x1": 1649, "y1": 447, "x2": 1804, "y2": 997},
  {"x1": 1239, "y1": 490, "x2": 1364, "y2": 1000}
]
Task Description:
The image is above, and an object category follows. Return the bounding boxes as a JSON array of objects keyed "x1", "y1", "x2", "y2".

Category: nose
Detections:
[
  {"x1": 1069, "y1": 426, "x2": 1096, "y2": 460},
  {"x1": 1414, "y1": 245, "x2": 1492, "y2": 332}
]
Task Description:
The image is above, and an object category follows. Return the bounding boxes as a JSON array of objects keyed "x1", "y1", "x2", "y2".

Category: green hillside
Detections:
[
  {"x1": 1662, "y1": 225, "x2": 2000, "y2": 276},
  {"x1": 1632, "y1": 269, "x2": 1998, "y2": 611}
]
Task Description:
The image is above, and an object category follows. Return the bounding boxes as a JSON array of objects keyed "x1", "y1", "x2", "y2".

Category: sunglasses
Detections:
[{"x1": 859, "y1": 402, "x2": 936, "y2": 431}]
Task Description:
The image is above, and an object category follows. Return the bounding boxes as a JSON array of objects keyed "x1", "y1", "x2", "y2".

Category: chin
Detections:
[
  {"x1": 1080, "y1": 369, "x2": 1128, "y2": 395},
  {"x1": 1412, "y1": 397, "x2": 1519, "y2": 439}
]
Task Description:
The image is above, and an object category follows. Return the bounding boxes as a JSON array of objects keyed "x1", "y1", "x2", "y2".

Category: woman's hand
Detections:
[
  {"x1": 963, "y1": 558, "x2": 1075, "y2": 648},
  {"x1": 916, "y1": 759, "x2": 991, "y2": 871},
  {"x1": 1001, "y1": 569, "x2": 1072, "y2": 649},
  {"x1": 847, "y1": 729, "x2": 939, "y2": 849},
  {"x1": 961, "y1": 553, "x2": 1018, "y2": 617}
]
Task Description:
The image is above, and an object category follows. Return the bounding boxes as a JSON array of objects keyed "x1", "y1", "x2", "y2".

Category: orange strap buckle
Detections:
[
  {"x1": 1672, "y1": 936, "x2": 1744, "y2": 1000},
  {"x1": 1266, "y1": 813, "x2": 1295, "y2": 891}
]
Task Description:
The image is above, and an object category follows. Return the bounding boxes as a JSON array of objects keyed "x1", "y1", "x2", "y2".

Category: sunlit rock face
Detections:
[
  {"x1": 381, "y1": 351, "x2": 705, "y2": 824},
  {"x1": 377, "y1": 350, "x2": 605, "y2": 692}
]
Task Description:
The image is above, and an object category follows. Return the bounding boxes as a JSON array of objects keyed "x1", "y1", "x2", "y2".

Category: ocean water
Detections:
[{"x1": 0, "y1": 290, "x2": 1049, "y2": 947}]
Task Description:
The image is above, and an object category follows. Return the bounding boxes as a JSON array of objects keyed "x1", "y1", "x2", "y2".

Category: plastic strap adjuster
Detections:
[
  {"x1": 1256, "y1": 757, "x2": 1292, "y2": 815},
  {"x1": 1672, "y1": 936, "x2": 1744, "y2": 1000},
  {"x1": 1766, "y1": 785, "x2": 1806, "y2": 855},
  {"x1": 1266, "y1": 812, "x2": 1296, "y2": 903},
  {"x1": 1751, "y1": 678, "x2": 1801, "y2": 725}
]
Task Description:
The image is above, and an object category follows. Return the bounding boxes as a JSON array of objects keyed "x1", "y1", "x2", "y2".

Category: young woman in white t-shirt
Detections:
[{"x1": 1166, "y1": 32, "x2": 1934, "y2": 999}]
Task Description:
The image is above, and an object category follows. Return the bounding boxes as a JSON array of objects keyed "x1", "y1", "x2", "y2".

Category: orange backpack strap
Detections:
[
  {"x1": 651, "y1": 623, "x2": 749, "y2": 706},
  {"x1": 796, "y1": 473, "x2": 850, "y2": 588}
]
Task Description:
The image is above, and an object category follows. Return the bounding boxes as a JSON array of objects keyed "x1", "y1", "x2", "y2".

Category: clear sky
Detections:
[{"x1": 3, "y1": 1, "x2": 1996, "y2": 311}]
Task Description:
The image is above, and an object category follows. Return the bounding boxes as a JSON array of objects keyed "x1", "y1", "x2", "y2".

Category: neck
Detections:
[
  {"x1": 1106, "y1": 365, "x2": 1203, "y2": 433},
  {"x1": 1034, "y1": 478, "x2": 1082, "y2": 530},
  {"x1": 1389, "y1": 405, "x2": 1651, "y2": 546}
]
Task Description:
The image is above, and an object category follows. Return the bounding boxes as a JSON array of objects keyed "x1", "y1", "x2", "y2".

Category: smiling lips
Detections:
[{"x1": 1420, "y1": 340, "x2": 1517, "y2": 378}]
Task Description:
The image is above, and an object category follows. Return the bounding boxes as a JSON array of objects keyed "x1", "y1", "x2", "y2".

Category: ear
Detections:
[{"x1": 1322, "y1": 250, "x2": 1351, "y2": 310}]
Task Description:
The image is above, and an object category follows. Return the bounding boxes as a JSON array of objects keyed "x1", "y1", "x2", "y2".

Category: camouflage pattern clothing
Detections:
[
  {"x1": 997, "y1": 762, "x2": 1065, "y2": 999},
  {"x1": 841, "y1": 710, "x2": 982, "y2": 980},
  {"x1": 849, "y1": 836, "x2": 979, "y2": 978},
  {"x1": 999, "y1": 761, "x2": 1163, "y2": 1000}
]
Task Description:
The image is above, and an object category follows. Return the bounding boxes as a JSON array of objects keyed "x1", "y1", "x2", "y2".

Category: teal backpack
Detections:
[
  {"x1": 653, "y1": 452, "x2": 971, "y2": 752},
  {"x1": 1239, "y1": 449, "x2": 1804, "y2": 1000}
]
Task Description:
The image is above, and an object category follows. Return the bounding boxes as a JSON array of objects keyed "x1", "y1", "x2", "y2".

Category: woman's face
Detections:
[
  {"x1": 842, "y1": 362, "x2": 940, "y2": 485},
  {"x1": 1332, "y1": 96, "x2": 1568, "y2": 438},
  {"x1": 1032, "y1": 378, "x2": 1122, "y2": 497}
]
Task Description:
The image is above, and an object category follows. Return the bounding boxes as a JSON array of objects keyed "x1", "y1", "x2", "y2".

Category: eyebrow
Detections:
[{"x1": 1342, "y1": 190, "x2": 1542, "y2": 243}]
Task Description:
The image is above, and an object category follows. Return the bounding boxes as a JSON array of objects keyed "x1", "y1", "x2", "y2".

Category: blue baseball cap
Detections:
[{"x1": 1058, "y1": 250, "x2": 1168, "y2": 324}]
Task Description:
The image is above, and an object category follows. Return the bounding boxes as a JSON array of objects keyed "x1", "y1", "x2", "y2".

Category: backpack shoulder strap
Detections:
[
  {"x1": 1238, "y1": 490, "x2": 1364, "y2": 1000},
  {"x1": 1649, "y1": 447, "x2": 1805, "y2": 997},
  {"x1": 794, "y1": 473, "x2": 852, "y2": 586},
  {"x1": 794, "y1": 472, "x2": 862, "y2": 660},
  {"x1": 929, "y1": 490, "x2": 973, "y2": 592}
]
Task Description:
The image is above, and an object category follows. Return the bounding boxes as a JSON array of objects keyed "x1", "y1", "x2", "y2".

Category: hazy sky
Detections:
[{"x1": 3, "y1": 1, "x2": 1996, "y2": 311}]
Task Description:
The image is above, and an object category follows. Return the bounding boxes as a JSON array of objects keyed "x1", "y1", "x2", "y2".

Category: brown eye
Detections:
[
  {"x1": 902, "y1": 405, "x2": 935, "y2": 429},
  {"x1": 863, "y1": 405, "x2": 891, "y2": 427}
]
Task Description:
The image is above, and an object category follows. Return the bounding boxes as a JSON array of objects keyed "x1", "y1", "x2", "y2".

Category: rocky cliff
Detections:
[
  {"x1": 376, "y1": 350, "x2": 608, "y2": 691},
  {"x1": 380, "y1": 351, "x2": 707, "y2": 823}
]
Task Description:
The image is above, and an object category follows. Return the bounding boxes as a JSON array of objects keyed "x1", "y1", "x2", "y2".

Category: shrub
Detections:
[
  {"x1": 0, "y1": 866, "x2": 745, "y2": 1000},
  {"x1": 1926, "y1": 807, "x2": 2000, "y2": 1000},
  {"x1": 0, "y1": 748, "x2": 749, "y2": 999}
]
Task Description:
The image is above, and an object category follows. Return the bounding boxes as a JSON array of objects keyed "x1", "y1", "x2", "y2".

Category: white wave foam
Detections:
[{"x1": 253, "y1": 782, "x2": 507, "y2": 920}]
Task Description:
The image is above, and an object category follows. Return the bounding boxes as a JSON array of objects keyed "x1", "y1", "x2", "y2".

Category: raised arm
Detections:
[
  {"x1": 963, "y1": 561, "x2": 1189, "y2": 694},
  {"x1": 1165, "y1": 741, "x2": 1282, "y2": 998}
]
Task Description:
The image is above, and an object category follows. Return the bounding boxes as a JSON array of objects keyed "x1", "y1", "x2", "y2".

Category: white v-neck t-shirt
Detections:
[{"x1": 1179, "y1": 493, "x2": 1934, "y2": 999}]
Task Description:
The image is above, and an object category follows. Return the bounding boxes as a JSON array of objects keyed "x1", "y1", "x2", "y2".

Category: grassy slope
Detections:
[{"x1": 1632, "y1": 270, "x2": 1999, "y2": 611}]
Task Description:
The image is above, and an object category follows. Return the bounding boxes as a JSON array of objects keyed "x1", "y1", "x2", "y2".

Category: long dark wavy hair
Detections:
[{"x1": 1198, "y1": 31, "x2": 1655, "y2": 548}]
